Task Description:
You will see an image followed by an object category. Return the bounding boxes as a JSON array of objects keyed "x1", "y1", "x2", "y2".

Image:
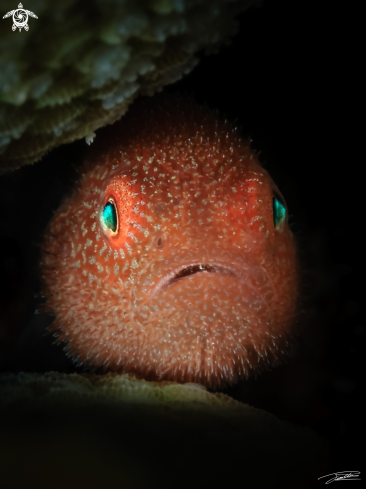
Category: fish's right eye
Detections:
[
  {"x1": 102, "y1": 198, "x2": 118, "y2": 235},
  {"x1": 273, "y1": 193, "x2": 286, "y2": 229}
]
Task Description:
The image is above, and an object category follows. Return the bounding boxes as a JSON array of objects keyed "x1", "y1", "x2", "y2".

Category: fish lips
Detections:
[
  {"x1": 141, "y1": 257, "x2": 267, "y2": 305},
  {"x1": 161, "y1": 263, "x2": 241, "y2": 288}
]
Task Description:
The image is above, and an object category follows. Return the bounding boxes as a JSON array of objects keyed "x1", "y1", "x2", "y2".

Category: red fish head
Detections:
[{"x1": 41, "y1": 95, "x2": 299, "y2": 389}]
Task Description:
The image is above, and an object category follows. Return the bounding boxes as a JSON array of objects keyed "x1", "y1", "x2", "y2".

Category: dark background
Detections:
[{"x1": 0, "y1": 0, "x2": 363, "y2": 481}]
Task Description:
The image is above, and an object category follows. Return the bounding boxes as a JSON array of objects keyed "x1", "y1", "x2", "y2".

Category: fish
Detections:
[{"x1": 40, "y1": 94, "x2": 299, "y2": 389}]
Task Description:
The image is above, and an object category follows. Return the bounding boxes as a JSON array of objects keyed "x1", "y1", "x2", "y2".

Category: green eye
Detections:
[
  {"x1": 102, "y1": 199, "x2": 118, "y2": 233},
  {"x1": 273, "y1": 194, "x2": 286, "y2": 228}
]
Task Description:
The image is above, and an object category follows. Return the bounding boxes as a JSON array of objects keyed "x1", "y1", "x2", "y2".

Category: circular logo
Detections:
[{"x1": 12, "y1": 8, "x2": 28, "y2": 29}]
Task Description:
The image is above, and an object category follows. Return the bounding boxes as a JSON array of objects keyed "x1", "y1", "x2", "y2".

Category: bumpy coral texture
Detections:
[
  {"x1": 0, "y1": 372, "x2": 330, "y2": 489},
  {"x1": 41, "y1": 95, "x2": 299, "y2": 389},
  {"x1": 0, "y1": 0, "x2": 257, "y2": 173}
]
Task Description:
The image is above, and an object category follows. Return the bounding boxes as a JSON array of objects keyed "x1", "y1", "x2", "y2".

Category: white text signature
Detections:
[{"x1": 318, "y1": 471, "x2": 361, "y2": 484}]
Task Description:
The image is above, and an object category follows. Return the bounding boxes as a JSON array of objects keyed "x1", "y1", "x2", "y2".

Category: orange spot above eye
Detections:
[{"x1": 227, "y1": 180, "x2": 264, "y2": 226}]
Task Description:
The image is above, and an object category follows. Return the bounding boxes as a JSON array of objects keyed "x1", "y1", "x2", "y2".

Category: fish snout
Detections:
[
  {"x1": 134, "y1": 248, "x2": 269, "y2": 306},
  {"x1": 127, "y1": 249, "x2": 295, "y2": 388}
]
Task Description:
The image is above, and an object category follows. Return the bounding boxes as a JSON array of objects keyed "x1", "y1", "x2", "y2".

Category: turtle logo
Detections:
[{"x1": 3, "y1": 3, "x2": 38, "y2": 32}]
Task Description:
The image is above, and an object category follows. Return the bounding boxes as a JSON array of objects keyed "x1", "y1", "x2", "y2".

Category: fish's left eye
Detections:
[
  {"x1": 102, "y1": 198, "x2": 118, "y2": 234},
  {"x1": 273, "y1": 194, "x2": 286, "y2": 228}
]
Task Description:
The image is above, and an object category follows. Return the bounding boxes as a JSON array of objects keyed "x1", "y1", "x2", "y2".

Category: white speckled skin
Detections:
[{"x1": 41, "y1": 95, "x2": 299, "y2": 389}]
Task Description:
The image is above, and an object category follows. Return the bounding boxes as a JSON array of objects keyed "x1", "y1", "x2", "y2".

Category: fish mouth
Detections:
[
  {"x1": 164, "y1": 263, "x2": 239, "y2": 288},
  {"x1": 147, "y1": 262, "x2": 243, "y2": 301}
]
